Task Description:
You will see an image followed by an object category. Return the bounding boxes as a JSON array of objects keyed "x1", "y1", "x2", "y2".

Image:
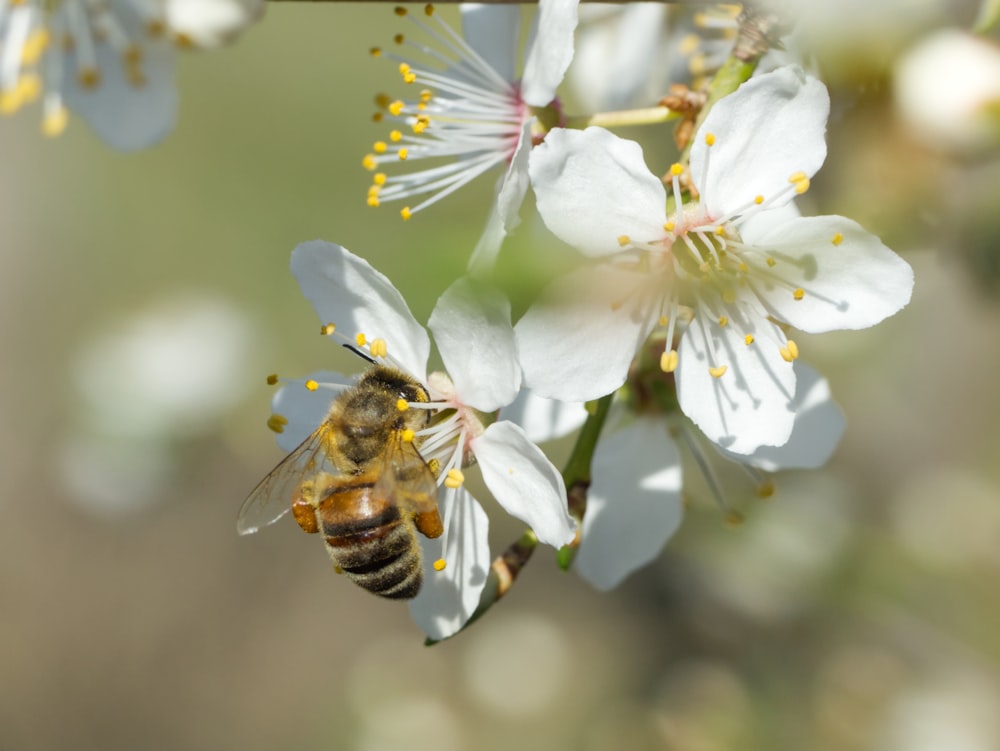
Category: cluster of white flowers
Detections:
[
  {"x1": 0, "y1": 0, "x2": 263, "y2": 148},
  {"x1": 14, "y1": 0, "x2": 921, "y2": 640}
]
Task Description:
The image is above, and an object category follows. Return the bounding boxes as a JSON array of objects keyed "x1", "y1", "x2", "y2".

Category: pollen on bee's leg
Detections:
[
  {"x1": 444, "y1": 468, "x2": 464, "y2": 489},
  {"x1": 427, "y1": 458, "x2": 441, "y2": 476},
  {"x1": 433, "y1": 558, "x2": 447, "y2": 572},
  {"x1": 401, "y1": 428, "x2": 415, "y2": 443},
  {"x1": 267, "y1": 414, "x2": 288, "y2": 434}
]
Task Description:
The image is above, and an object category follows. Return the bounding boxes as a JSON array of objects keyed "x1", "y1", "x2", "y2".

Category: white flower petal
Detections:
[
  {"x1": 269, "y1": 371, "x2": 346, "y2": 453},
  {"x1": 475, "y1": 421, "x2": 576, "y2": 547},
  {"x1": 529, "y1": 127, "x2": 667, "y2": 257},
  {"x1": 461, "y1": 4, "x2": 520, "y2": 84},
  {"x1": 690, "y1": 66, "x2": 830, "y2": 219},
  {"x1": 677, "y1": 301, "x2": 796, "y2": 453},
  {"x1": 290, "y1": 241, "x2": 431, "y2": 378},
  {"x1": 467, "y1": 119, "x2": 534, "y2": 276},
  {"x1": 521, "y1": 0, "x2": 580, "y2": 106},
  {"x1": 719, "y1": 363, "x2": 845, "y2": 471},
  {"x1": 409, "y1": 488, "x2": 490, "y2": 641},
  {"x1": 165, "y1": 0, "x2": 264, "y2": 48},
  {"x1": 63, "y1": 38, "x2": 177, "y2": 151},
  {"x1": 499, "y1": 388, "x2": 588, "y2": 444},
  {"x1": 429, "y1": 277, "x2": 520, "y2": 411},
  {"x1": 747, "y1": 215, "x2": 915, "y2": 332},
  {"x1": 575, "y1": 417, "x2": 682, "y2": 590},
  {"x1": 738, "y1": 201, "x2": 802, "y2": 245},
  {"x1": 515, "y1": 265, "x2": 655, "y2": 401}
]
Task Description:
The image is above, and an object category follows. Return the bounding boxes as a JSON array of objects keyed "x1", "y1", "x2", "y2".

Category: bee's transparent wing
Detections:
[
  {"x1": 237, "y1": 424, "x2": 343, "y2": 536},
  {"x1": 378, "y1": 435, "x2": 442, "y2": 536}
]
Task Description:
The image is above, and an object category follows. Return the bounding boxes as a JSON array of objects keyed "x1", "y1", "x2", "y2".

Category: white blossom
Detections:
[
  {"x1": 269, "y1": 240, "x2": 575, "y2": 640},
  {"x1": 362, "y1": 1, "x2": 579, "y2": 272},
  {"x1": 517, "y1": 66, "x2": 913, "y2": 454}
]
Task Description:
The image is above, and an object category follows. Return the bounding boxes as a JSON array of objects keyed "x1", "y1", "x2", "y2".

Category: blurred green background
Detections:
[{"x1": 3, "y1": 3, "x2": 1000, "y2": 750}]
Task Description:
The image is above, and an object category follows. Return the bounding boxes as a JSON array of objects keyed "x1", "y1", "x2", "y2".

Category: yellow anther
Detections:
[
  {"x1": 424, "y1": 3, "x2": 435, "y2": 15},
  {"x1": 389, "y1": 129, "x2": 402, "y2": 142},
  {"x1": 663, "y1": 220, "x2": 675, "y2": 233},
  {"x1": 420, "y1": 89, "x2": 433, "y2": 102},
  {"x1": 745, "y1": 334, "x2": 755, "y2": 345},
  {"x1": 709, "y1": 365, "x2": 728, "y2": 378},
  {"x1": 718, "y1": 316, "x2": 729, "y2": 327},
  {"x1": 21, "y1": 29, "x2": 50, "y2": 64},
  {"x1": 147, "y1": 18, "x2": 166, "y2": 36},
  {"x1": 266, "y1": 373, "x2": 279, "y2": 385},
  {"x1": 617, "y1": 235, "x2": 631, "y2": 247},
  {"x1": 394, "y1": 6, "x2": 408, "y2": 16},
  {"x1": 373, "y1": 173, "x2": 387, "y2": 187},
  {"x1": 305, "y1": 379, "x2": 319, "y2": 392},
  {"x1": 738, "y1": 262, "x2": 749, "y2": 273},
  {"x1": 362, "y1": 154, "x2": 377, "y2": 171},
  {"x1": 367, "y1": 195, "x2": 381, "y2": 208},
  {"x1": 793, "y1": 287, "x2": 805, "y2": 301},
  {"x1": 398, "y1": 62, "x2": 410, "y2": 76},
  {"x1": 267, "y1": 414, "x2": 289, "y2": 434},
  {"x1": 370, "y1": 46, "x2": 382, "y2": 57},
  {"x1": 372, "y1": 111, "x2": 384, "y2": 123},
  {"x1": 756, "y1": 480, "x2": 775, "y2": 499},
  {"x1": 677, "y1": 33, "x2": 698, "y2": 55},
  {"x1": 173, "y1": 32, "x2": 195, "y2": 49},
  {"x1": 699, "y1": 262, "x2": 711, "y2": 273},
  {"x1": 78, "y1": 67, "x2": 100, "y2": 89},
  {"x1": 368, "y1": 185, "x2": 381, "y2": 197},
  {"x1": 412, "y1": 117, "x2": 429, "y2": 134},
  {"x1": 396, "y1": 398, "x2": 409, "y2": 412},
  {"x1": 660, "y1": 349, "x2": 678, "y2": 373},
  {"x1": 766, "y1": 257, "x2": 777, "y2": 267},
  {"x1": 394, "y1": 33, "x2": 405, "y2": 45},
  {"x1": 320, "y1": 323, "x2": 336, "y2": 336},
  {"x1": 375, "y1": 92, "x2": 392, "y2": 109},
  {"x1": 444, "y1": 468, "x2": 465, "y2": 489},
  {"x1": 754, "y1": 195, "x2": 764, "y2": 204},
  {"x1": 403, "y1": 71, "x2": 416, "y2": 84},
  {"x1": 400, "y1": 207, "x2": 412, "y2": 220},
  {"x1": 388, "y1": 100, "x2": 404, "y2": 116},
  {"x1": 832, "y1": 232, "x2": 844, "y2": 246},
  {"x1": 401, "y1": 428, "x2": 415, "y2": 443},
  {"x1": 398, "y1": 147, "x2": 409, "y2": 161},
  {"x1": 690, "y1": 54, "x2": 708, "y2": 77},
  {"x1": 789, "y1": 171, "x2": 810, "y2": 194},
  {"x1": 373, "y1": 141, "x2": 387, "y2": 154},
  {"x1": 433, "y1": 558, "x2": 447, "y2": 572},
  {"x1": 41, "y1": 106, "x2": 68, "y2": 137},
  {"x1": 778, "y1": 339, "x2": 800, "y2": 362},
  {"x1": 714, "y1": 225, "x2": 726, "y2": 236},
  {"x1": 724, "y1": 510, "x2": 745, "y2": 527},
  {"x1": 669, "y1": 163, "x2": 685, "y2": 177},
  {"x1": 722, "y1": 288, "x2": 736, "y2": 304},
  {"x1": 658, "y1": 315, "x2": 669, "y2": 327},
  {"x1": 705, "y1": 132, "x2": 716, "y2": 146},
  {"x1": 370, "y1": 338, "x2": 388, "y2": 358}
]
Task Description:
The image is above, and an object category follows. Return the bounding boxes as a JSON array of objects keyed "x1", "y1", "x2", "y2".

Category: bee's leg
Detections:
[
  {"x1": 414, "y1": 507, "x2": 444, "y2": 539},
  {"x1": 291, "y1": 499, "x2": 319, "y2": 534}
]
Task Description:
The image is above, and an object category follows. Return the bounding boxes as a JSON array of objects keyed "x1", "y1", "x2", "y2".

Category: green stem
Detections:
[
  {"x1": 678, "y1": 6, "x2": 785, "y2": 165},
  {"x1": 556, "y1": 393, "x2": 614, "y2": 570}
]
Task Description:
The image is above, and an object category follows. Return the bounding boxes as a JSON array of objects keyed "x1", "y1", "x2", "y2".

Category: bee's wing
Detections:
[
  {"x1": 237, "y1": 424, "x2": 343, "y2": 536},
  {"x1": 377, "y1": 435, "x2": 442, "y2": 535}
]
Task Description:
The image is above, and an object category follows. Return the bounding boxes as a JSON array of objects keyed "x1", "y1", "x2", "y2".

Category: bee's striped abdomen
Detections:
[{"x1": 318, "y1": 482, "x2": 423, "y2": 600}]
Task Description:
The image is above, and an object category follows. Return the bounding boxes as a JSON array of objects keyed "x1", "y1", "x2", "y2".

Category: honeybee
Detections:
[{"x1": 238, "y1": 365, "x2": 444, "y2": 600}]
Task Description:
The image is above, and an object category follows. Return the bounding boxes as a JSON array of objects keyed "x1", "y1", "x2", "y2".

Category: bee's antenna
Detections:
[{"x1": 342, "y1": 343, "x2": 377, "y2": 365}]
